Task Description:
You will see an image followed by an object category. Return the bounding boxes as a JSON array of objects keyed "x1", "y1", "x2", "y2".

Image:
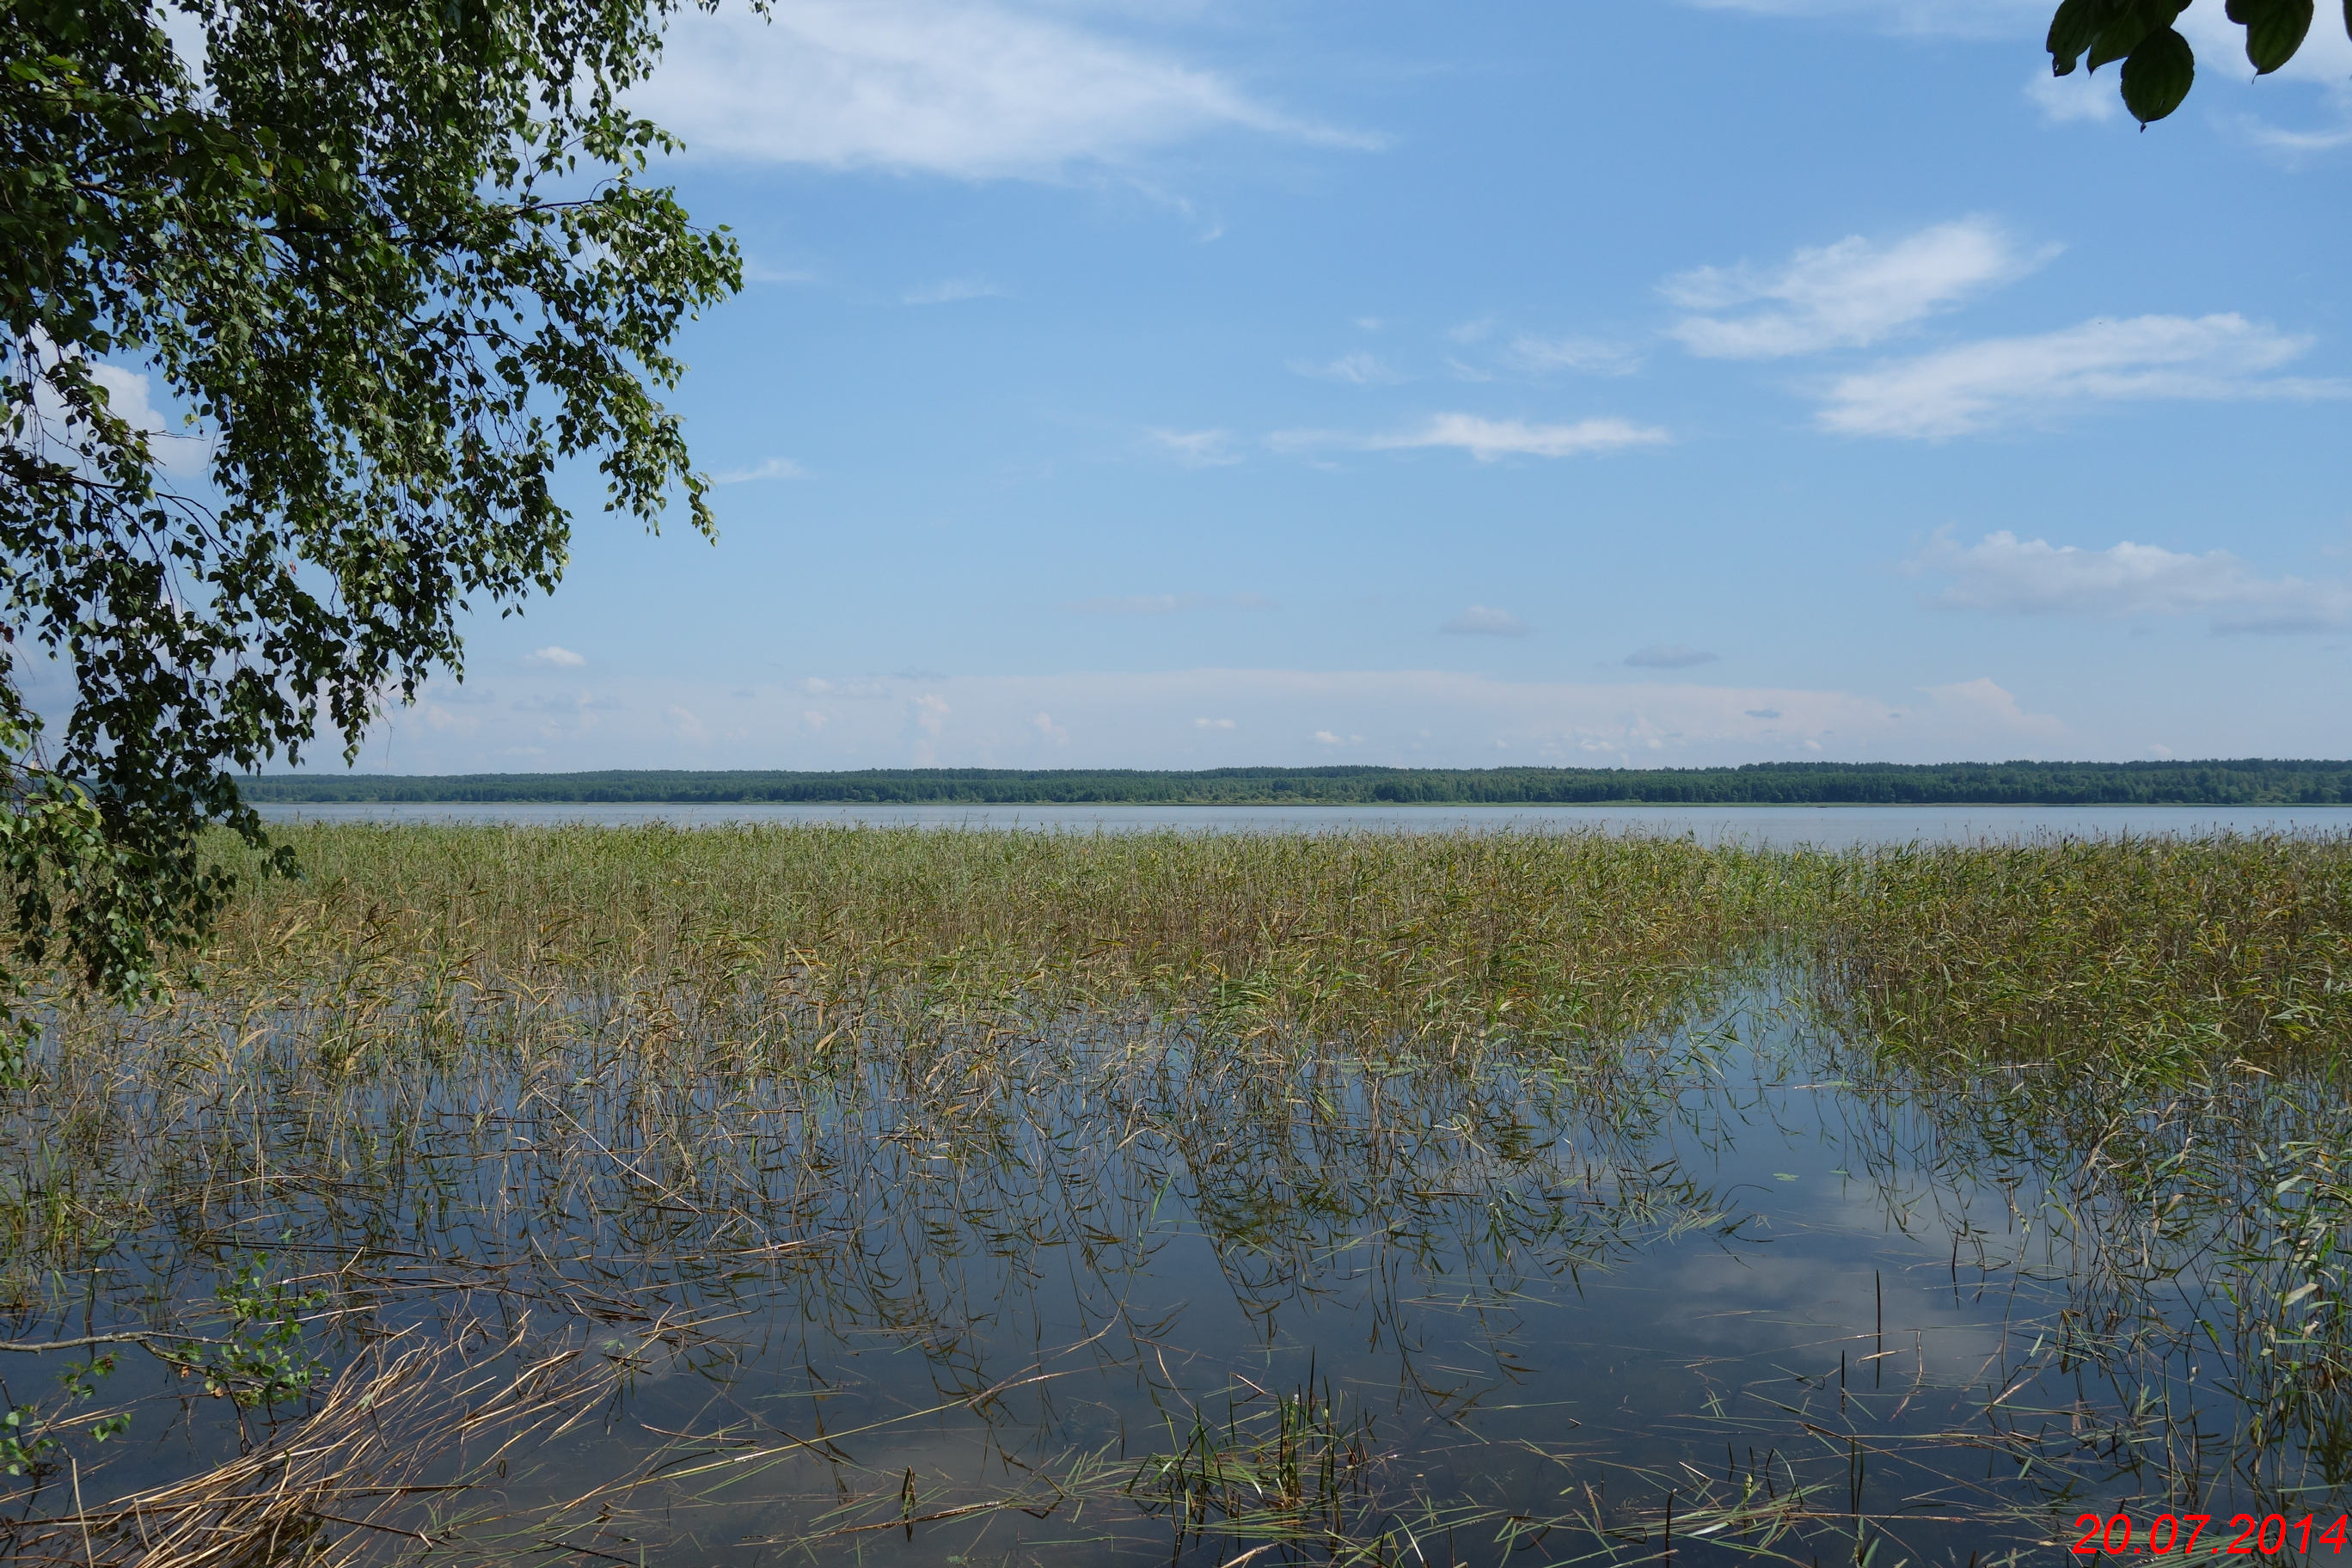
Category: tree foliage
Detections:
[
  {"x1": 240, "y1": 760, "x2": 2352, "y2": 808},
  {"x1": 2046, "y1": 0, "x2": 2345, "y2": 123},
  {"x1": 0, "y1": 0, "x2": 739, "y2": 1020}
]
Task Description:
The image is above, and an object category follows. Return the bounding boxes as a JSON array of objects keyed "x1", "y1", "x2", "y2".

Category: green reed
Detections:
[{"x1": 1, "y1": 823, "x2": 2349, "y2": 1564}]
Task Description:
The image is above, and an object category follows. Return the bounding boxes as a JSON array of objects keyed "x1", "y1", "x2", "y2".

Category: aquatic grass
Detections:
[{"x1": 0, "y1": 824, "x2": 2349, "y2": 1561}]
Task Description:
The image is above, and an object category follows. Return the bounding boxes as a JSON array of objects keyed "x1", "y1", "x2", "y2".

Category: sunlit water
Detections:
[
  {"x1": 255, "y1": 799, "x2": 2352, "y2": 848},
  {"x1": 11, "y1": 979, "x2": 2333, "y2": 1565}
]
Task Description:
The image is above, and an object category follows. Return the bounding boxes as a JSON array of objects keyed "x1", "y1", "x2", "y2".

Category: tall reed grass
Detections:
[{"x1": 1, "y1": 822, "x2": 2349, "y2": 1564}]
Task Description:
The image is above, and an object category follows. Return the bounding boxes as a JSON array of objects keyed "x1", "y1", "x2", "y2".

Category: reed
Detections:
[{"x1": 0, "y1": 822, "x2": 2343, "y2": 1565}]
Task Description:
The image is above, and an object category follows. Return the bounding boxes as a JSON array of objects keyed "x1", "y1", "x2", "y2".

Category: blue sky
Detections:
[{"x1": 366, "y1": 0, "x2": 2351, "y2": 772}]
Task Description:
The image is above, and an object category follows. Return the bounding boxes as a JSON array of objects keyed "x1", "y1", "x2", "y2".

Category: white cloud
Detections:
[
  {"x1": 1665, "y1": 217, "x2": 2049, "y2": 359},
  {"x1": 1914, "y1": 529, "x2": 2352, "y2": 634},
  {"x1": 1289, "y1": 352, "x2": 1404, "y2": 385},
  {"x1": 903, "y1": 277, "x2": 1004, "y2": 305},
  {"x1": 1821, "y1": 314, "x2": 2342, "y2": 438},
  {"x1": 1676, "y1": 1, "x2": 2061, "y2": 41},
  {"x1": 513, "y1": 692, "x2": 623, "y2": 714},
  {"x1": 1507, "y1": 335, "x2": 1646, "y2": 376},
  {"x1": 2024, "y1": 68, "x2": 2124, "y2": 126},
  {"x1": 666, "y1": 705, "x2": 709, "y2": 742},
  {"x1": 634, "y1": 1, "x2": 1369, "y2": 179},
  {"x1": 1920, "y1": 677, "x2": 2063, "y2": 738},
  {"x1": 1031, "y1": 710, "x2": 1069, "y2": 744},
  {"x1": 1441, "y1": 605, "x2": 1531, "y2": 636},
  {"x1": 1695, "y1": 0, "x2": 2352, "y2": 145},
  {"x1": 1147, "y1": 427, "x2": 1241, "y2": 467},
  {"x1": 1065, "y1": 591, "x2": 1271, "y2": 615},
  {"x1": 524, "y1": 646, "x2": 586, "y2": 668},
  {"x1": 1625, "y1": 643, "x2": 1718, "y2": 669},
  {"x1": 713, "y1": 456, "x2": 806, "y2": 483},
  {"x1": 1275, "y1": 412, "x2": 1668, "y2": 462},
  {"x1": 368, "y1": 665, "x2": 2106, "y2": 773}
]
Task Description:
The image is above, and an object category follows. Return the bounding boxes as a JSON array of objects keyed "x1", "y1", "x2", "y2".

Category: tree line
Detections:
[{"x1": 242, "y1": 761, "x2": 2352, "y2": 807}]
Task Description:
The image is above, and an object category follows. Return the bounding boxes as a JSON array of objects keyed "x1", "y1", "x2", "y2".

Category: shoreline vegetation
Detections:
[
  {"x1": 240, "y1": 757, "x2": 2352, "y2": 806},
  {"x1": 3, "y1": 824, "x2": 2349, "y2": 1563}
]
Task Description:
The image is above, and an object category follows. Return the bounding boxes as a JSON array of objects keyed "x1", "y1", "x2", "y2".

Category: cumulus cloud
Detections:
[
  {"x1": 1147, "y1": 428, "x2": 1240, "y2": 468},
  {"x1": 910, "y1": 693, "x2": 952, "y2": 736},
  {"x1": 666, "y1": 705, "x2": 708, "y2": 742},
  {"x1": 1914, "y1": 529, "x2": 2352, "y2": 634},
  {"x1": 1822, "y1": 314, "x2": 2341, "y2": 438},
  {"x1": 1441, "y1": 606, "x2": 1531, "y2": 636},
  {"x1": 1273, "y1": 413, "x2": 1668, "y2": 462},
  {"x1": 1664, "y1": 217, "x2": 2049, "y2": 360},
  {"x1": 524, "y1": 646, "x2": 586, "y2": 668},
  {"x1": 1920, "y1": 677, "x2": 2063, "y2": 738},
  {"x1": 1625, "y1": 643, "x2": 1718, "y2": 669},
  {"x1": 713, "y1": 456, "x2": 806, "y2": 483},
  {"x1": 634, "y1": 0, "x2": 1369, "y2": 179}
]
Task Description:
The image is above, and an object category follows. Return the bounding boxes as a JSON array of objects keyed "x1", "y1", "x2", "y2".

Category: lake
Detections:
[
  {"x1": 254, "y1": 798, "x2": 2352, "y2": 848},
  {"x1": 5, "y1": 825, "x2": 2343, "y2": 1565}
]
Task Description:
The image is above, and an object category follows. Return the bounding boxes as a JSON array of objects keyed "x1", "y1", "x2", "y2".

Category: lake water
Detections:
[
  {"x1": 255, "y1": 799, "x2": 2352, "y2": 848},
  {"x1": 16, "y1": 974, "x2": 2336, "y2": 1565}
]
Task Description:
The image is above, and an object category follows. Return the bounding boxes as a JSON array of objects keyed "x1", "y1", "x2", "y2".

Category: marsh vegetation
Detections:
[{"x1": 0, "y1": 824, "x2": 2347, "y2": 1564}]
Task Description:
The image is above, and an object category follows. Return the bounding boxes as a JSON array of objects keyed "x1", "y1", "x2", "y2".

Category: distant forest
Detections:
[{"x1": 242, "y1": 761, "x2": 2352, "y2": 806}]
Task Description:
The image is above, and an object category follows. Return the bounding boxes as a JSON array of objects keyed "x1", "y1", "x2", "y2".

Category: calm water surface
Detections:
[
  {"x1": 23, "y1": 980, "x2": 2331, "y2": 1565},
  {"x1": 255, "y1": 799, "x2": 2352, "y2": 848}
]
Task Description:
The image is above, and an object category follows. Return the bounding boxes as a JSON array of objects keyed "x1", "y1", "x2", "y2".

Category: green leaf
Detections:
[
  {"x1": 2246, "y1": 0, "x2": 2315, "y2": 70},
  {"x1": 2048, "y1": 0, "x2": 2101, "y2": 72},
  {"x1": 2086, "y1": 9, "x2": 2154, "y2": 70},
  {"x1": 2121, "y1": 26, "x2": 2196, "y2": 121}
]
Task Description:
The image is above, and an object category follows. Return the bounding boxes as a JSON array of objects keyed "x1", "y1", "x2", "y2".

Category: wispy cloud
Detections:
[
  {"x1": 524, "y1": 646, "x2": 586, "y2": 669},
  {"x1": 1272, "y1": 413, "x2": 1669, "y2": 462},
  {"x1": 1665, "y1": 217, "x2": 2051, "y2": 359},
  {"x1": 1821, "y1": 313, "x2": 2342, "y2": 438},
  {"x1": 903, "y1": 277, "x2": 1004, "y2": 305},
  {"x1": 1625, "y1": 643, "x2": 1718, "y2": 669},
  {"x1": 1914, "y1": 529, "x2": 2352, "y2": 634},
  {"x1": 634, "y1": 0, "x2": 1373, "y2": 179},
  {"x1": 2024, "y1": 69, "x2": 2124, "y2": 126},
  {"x1": 513, "y1": 692, "x2": 624, "y2": 714},
  {"x1": 713, "y1": 456, "x2": 806, "y2": 483},
  {"x1": 1065, "y1": 591, "x2": 1274, "y2": 615},
  {"x1": 1440, "y1": 605, "x2": 1531, "y2": 636},
  {"x1": 1506, "y1": 335, "x2": 1646, "y2": 377},
  {"x1": 1289, "y1": 352, "x2": 1405, "y2": 385},
  {"x1": 1675, "y1": 0, "x2": 2044, "y2": 40},
  {"x1": 1146, "y1": 427, "x2": 1241, "y2": 468},
  {"x1": 372, "y1": 666, "x2": 2093, "y2": 772}
]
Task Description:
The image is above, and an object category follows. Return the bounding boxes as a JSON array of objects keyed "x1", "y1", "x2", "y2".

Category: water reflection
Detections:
[{"x1": 0, "y1": 976, "x2": 2342, "y2": 1564}]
